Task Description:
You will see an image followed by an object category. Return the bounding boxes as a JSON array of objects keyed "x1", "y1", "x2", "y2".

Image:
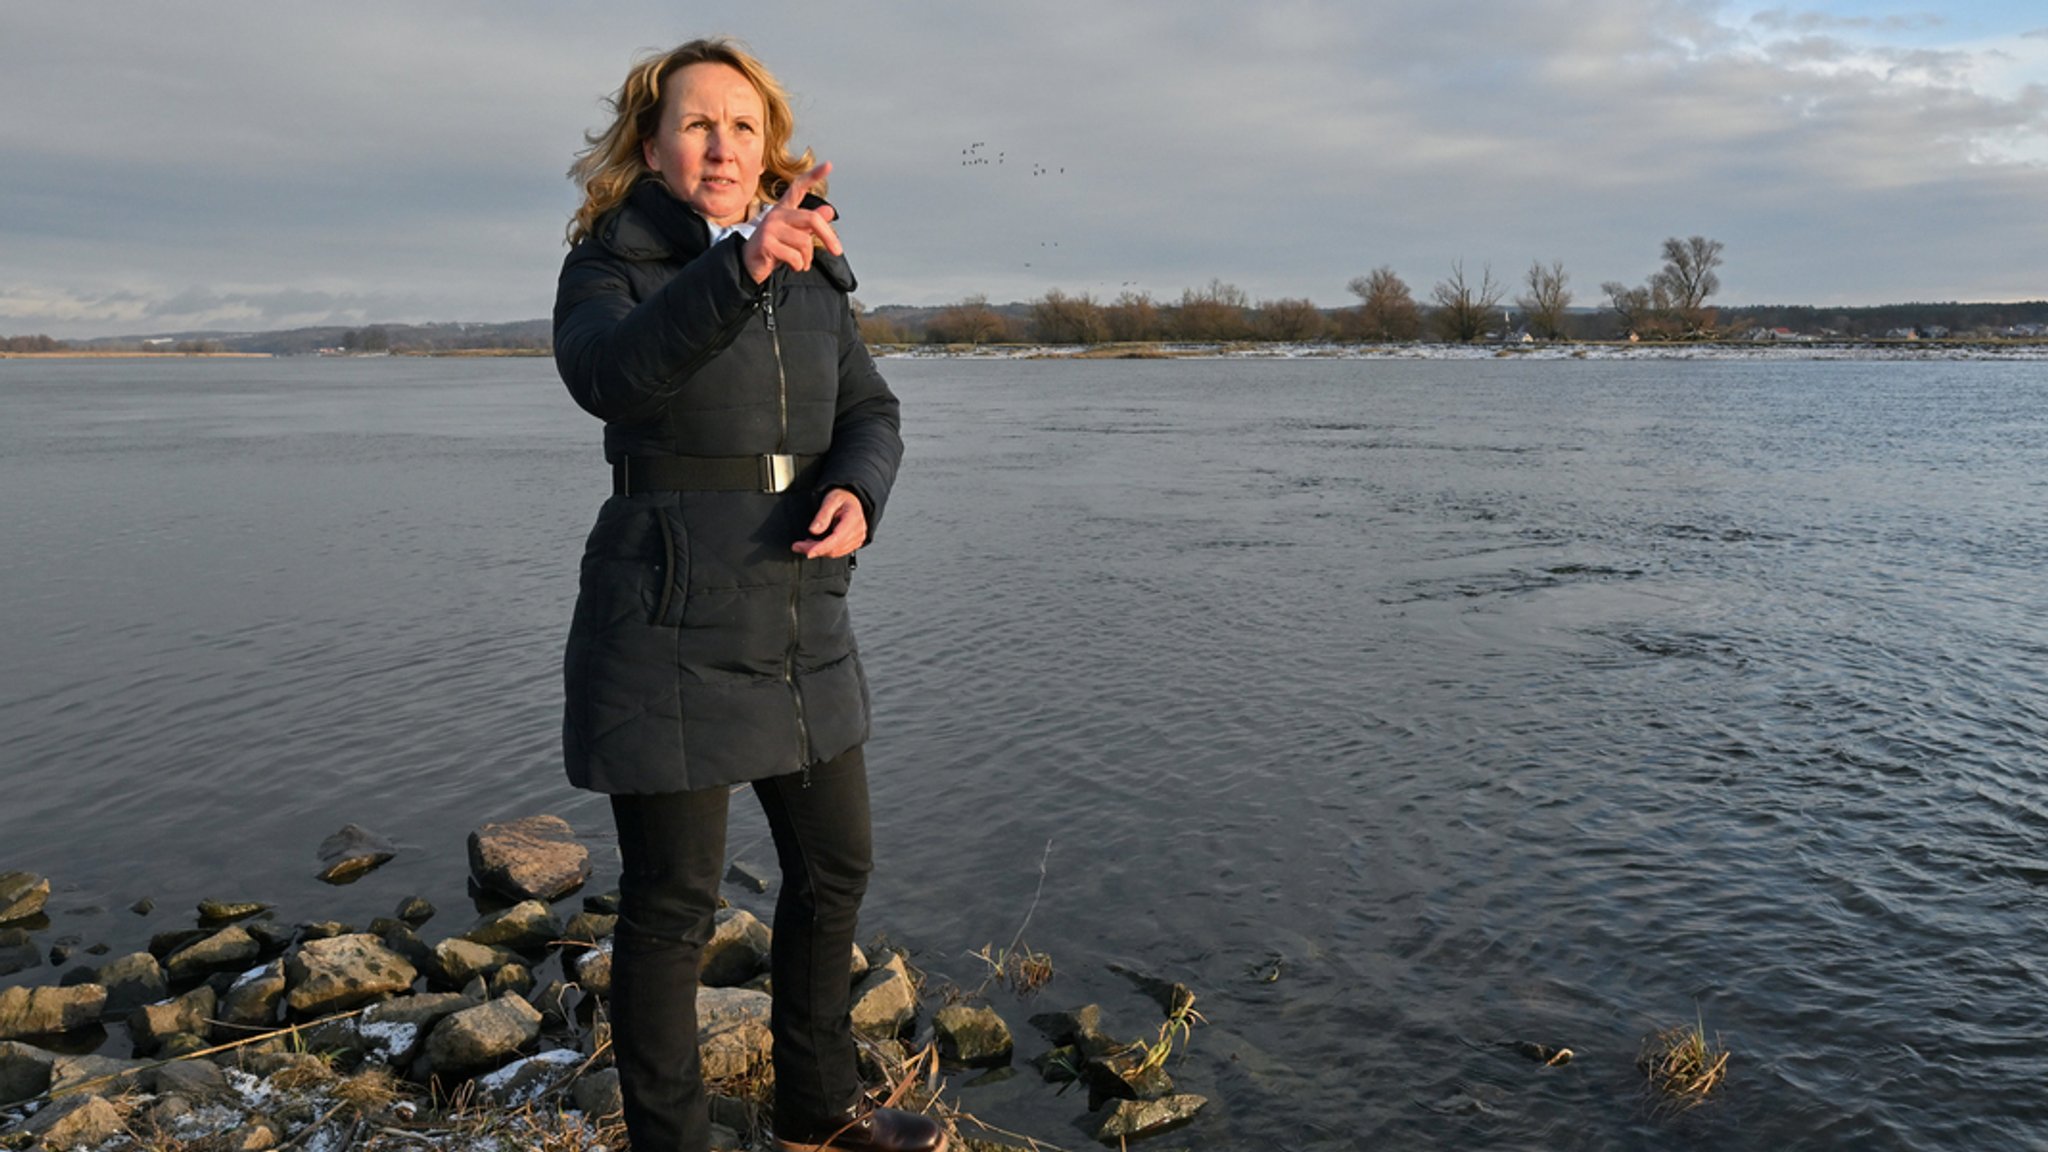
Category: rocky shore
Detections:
[{"x1": 0, "y1": 819, "x2": 1206, "y2": 1151}]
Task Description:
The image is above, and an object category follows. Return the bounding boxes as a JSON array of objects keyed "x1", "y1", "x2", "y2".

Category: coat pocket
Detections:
[{"x1": 649, "y1": 505, "x2": 688, "y2": 628}]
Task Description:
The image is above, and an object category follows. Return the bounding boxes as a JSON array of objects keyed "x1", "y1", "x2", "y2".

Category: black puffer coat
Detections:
[{"x1": 553, "y1": 179, "x2": 902, "y2": 793}]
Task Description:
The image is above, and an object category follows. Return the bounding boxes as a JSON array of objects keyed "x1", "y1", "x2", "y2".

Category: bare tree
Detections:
[
  {"x1": 1346, "y1": 267, "x2": 1422, "y2": 341},
  {"x1": 1430, "y1": 262, "x2": 1505, "y2": 342},
  {"x1": 1104, "y1": 291, "x2": 1161, "y2": 342},
  {"x1": 1599, "y1": 281, "x2": 1654, "y2": 338},
  {"x1": 1516, "y1": 260, "x2": 1573, "y2": 340},
  {"x1": 925, "y1": 294, "x2": 1012, "y2": 344},
  {"x1": 1029, "y1": 289, "x2": 1109, "y2": 344},
  {"x1": 1656, "y1": 236, "x2": 1724, "y2": 314},
  {"x1": 1255, "y1": 297, "x2": 1326, "y2": 342},
  {"x1": 1171, "y1": 279, "x2": 1252, "y2": 341}
]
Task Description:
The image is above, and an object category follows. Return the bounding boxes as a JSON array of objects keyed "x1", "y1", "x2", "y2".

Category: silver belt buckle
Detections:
[{"x1": 759, "y1": 453, "x2": 797, "y2": 493}]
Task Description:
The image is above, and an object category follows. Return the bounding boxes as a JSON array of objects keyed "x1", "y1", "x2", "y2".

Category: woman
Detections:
[{"x1": 554, "y1": 39, "x2": 941, "y2": 1152}]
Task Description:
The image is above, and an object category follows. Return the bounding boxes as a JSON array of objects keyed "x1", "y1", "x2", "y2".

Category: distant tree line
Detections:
[{"x1": 1, "y1": 334, "x2": 66, "y2": 352}]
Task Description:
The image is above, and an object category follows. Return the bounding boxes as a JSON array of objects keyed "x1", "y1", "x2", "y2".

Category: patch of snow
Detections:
[
  {"x1": 231, "y1": 963, "x2": 272, "y2": 990},
  {"x1": 224, "y1": 1067, "x2": 277, "y2": 1109},
  {"x1": 476, "y1": 1047, "x2": 584, "y2": 1104},
  {"x1": 359, "y1": 1019, "x2": 418, "y2": 1062}
]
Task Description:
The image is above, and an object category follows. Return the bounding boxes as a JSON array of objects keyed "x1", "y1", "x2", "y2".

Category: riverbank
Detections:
[
  {"x1": 874, "y1": 338, "x2": 2048, "y2": 361},
  {"x1": 0, "y1": 821, "x2": 1206, "y2": 1151}
]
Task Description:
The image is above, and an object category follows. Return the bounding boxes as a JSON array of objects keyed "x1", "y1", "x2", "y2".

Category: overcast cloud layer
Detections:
[{"x1": 2, "y1": 0, "x2": 2044, "y2": 338}]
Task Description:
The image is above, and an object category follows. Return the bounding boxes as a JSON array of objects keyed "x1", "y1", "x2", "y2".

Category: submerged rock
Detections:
[
  {"x1": 467, "y1": 815, "x2": 591, "y2": 903},
  {"x1": 284, "y1": 933, "x2": 417, "y2": 1016},
  {"x1": 0, "y1": 929, "x2": 39, "y2": 977},
  {"x1": 0, "y1": 983, "x2": 106, "y2": 1039},
  {"x1": 725, "y1": 858, "x2": 771, "y2": 893},
  {"x1": 0, "y1": 872, "x2": 50, "y2": 926},
  {"x1": 316, "y1": 823, "x2": 399, "y2": 884},
  {"x1": 395, "y1": 895, "x2": 436, "y2": 926},
  {"x1": 1094, "y1": 1093, "x2": 1207, "y2": 1142}
]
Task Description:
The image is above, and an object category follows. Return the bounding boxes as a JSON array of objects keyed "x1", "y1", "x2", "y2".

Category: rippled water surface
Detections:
[{"x1": 4, "y1": 356, "x2": 2046, "y2": 1149}]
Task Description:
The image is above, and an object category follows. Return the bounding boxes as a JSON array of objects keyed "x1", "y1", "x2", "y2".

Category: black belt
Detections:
[{"x1": 613, "y1": 453, "x2": 821, "y2": 496}]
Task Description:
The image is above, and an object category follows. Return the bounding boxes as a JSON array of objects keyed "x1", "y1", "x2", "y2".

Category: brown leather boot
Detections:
[{"x1": 773, "y1": 1104, "x2": 949, "y2": 1152}]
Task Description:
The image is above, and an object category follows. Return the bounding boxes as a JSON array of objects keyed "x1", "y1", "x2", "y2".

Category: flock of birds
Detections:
[{"x1": 956, "y1": 140, "x2": 1103, "y2": 275}]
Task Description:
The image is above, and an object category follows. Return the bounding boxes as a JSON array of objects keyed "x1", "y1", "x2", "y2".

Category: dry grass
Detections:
[{"x1": 1639, "y1": 1013, "x2": 1730, "y2": 1114}]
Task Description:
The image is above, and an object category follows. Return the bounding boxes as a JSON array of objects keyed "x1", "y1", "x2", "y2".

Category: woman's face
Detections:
[{"x1": 643, "y1": 62, "x2": 767, "y2": 228}]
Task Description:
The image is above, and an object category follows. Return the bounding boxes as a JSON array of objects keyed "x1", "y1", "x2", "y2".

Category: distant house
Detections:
[{"x1": 1885, "y1": 328, "x2": 1918, "y2": 340}]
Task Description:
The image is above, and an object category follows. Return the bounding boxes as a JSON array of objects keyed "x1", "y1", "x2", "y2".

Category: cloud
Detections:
[{"x1": 1, "y1": 0, "x2": 2044, "y2": 337}]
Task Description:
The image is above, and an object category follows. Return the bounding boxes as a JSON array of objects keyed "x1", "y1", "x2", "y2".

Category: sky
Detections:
[{"x1": 2, "y1": 1, "x2": 2044, "y2": 338}]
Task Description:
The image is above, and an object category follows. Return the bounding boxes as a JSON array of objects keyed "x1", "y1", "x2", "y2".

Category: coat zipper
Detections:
[{"x1": 765, "y1": 285, "x2": 812, "y2": 778}]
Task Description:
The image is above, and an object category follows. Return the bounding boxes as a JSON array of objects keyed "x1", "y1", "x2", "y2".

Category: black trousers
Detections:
[{"x1": 607, "y1": 745, "x2": 873, "y2": 1152}]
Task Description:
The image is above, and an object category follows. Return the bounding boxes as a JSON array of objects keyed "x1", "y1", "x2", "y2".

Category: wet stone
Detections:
[
  {"x1": 1029, "y1": 1004, "x2": 1103, "y2": 1046},
  {"x1": 316, "y1": 823, "x2": 399, "y2": 884},
  {"x1": 582, "y1": 889, "x2": 622, "y2": 915},
  {"x1": 488, "y1": 962, "x2": 535, "y2": 1000},
  {"x1": 0, "y1": 872, "x2": 51, "y2": 926},
  {"x1": 395, "y1": 895, "x2": 436, "y2": 926},
  {"x1": 574, "y1": 939, "x2": 613, "y2": 997},
  {"x1": 423, "y1": 995, "x2": 543, "y2": 1076},
  {"x1": 701, "y1": 907, "x2": 771, "y2": 988},
  {"x1": 433, "y1": 937, "x2": 522, "y2": 989},
  {"x1": 725, "y1": 858, "x2": 771, "y2": 893},
  {"x1": 850, "y1": 953, "x2": 918, "y2": 1040},
  {"x1": 0, "y1": 930, "x2": 39, "y2": 977},
  {"x1": 197, "y1": 899, "x2": 272, "y2": 927},
  {"x1": 130, "y1": 898, "x2": 155, "y2": 916},
  {"x1": 0, "y1": 1039, "x2": 56, "y2": 1105},
  {"x1": 461, "y1": 899, "x2": 561, "y2": 954},
  {"x1": 934, "y1": 1003, "x2": 1014, "y2": 1067},
  {"x1": 298, "y1": 920, "x2": 354, "y2": 941},
  {"x1": 1094, "y1": 1093, "x2": 1207, "y2": 1142},
  {"x1": 219, "y1": 959, "x2": 288, "y2": 1031},
  {"x1": 1082, "y1": 1043, "x2": 1175, "y2": 1102},
  {"x1": 129, "y1": 984, "x2": 216, "y2": 1055},
  {"x1": 166, "y1": 925, "x2": 261, "y2": 983},
  {"x1": 467, "y1": 814, "x2": 592, "y2": 903},
  {"x1": 285, "y1": 933, "x2": 417, "y2": 1016},
  {"x1": 0, "y1": 983, "x2": 106, "y2": 1039}
]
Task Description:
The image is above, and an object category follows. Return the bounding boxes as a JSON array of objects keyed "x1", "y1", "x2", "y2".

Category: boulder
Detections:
[
  {"x1": 488, "y1": 963, "x2": 535, "y2": 1000},
  {"x1": 197, "y1": 898, "x2": 271, "y2": 926},
  {"x1": 467, "y1": 815, "x2": 591, "y2": 903},
  {"x1": 316, "y1": 823, "x2": 398, "y2": 884},
  {"x1": 166, "y1": 925, "x2": 261, "y2": 982},
  {"x1": 423, "y1": 995, "x2": 543, "y2": 1076},
  {"x1": 697, "y1": 986, "x2": 774, "y2": 1083},
  {"x1": 701, "y1": 907, "x2": 772, "y2": 987},
  {"x1": 0, "y1": 871, "x2": 50, "y2": 925},
  {"x1": 934, "y1": 1003, "x2": 1013, "y2": 1067},
  {"x1": 50, "y1": 1052, "x2": 154, "y2": 1095},
  {"x1": 0, "y1": 983, "x2": 106, "y2": 1039},
  {"x1": 461, "y1": 900, "x2": 562, "y2": 954},
  {"x1": 244, "y1": 919, "x2": 297, "y2": 953},
  {"x1": 19, "y1": 1091, "x2": 128, "y2": 1148},
  {"x1": 849, "y1": 953, "x2": 918, "y2": 1039},
  {"x1": 284, "y1": 933, "x2": 417, "y2": 1016},
  {"x1": 360, "y1": 989, "x2": 479, "y2": 1065},
  {"x1": 130, "y1": 984, "x2": 217, "y2": 1055},
  {"x1": 0, "y1": 1039, "x2": 56, "y2": 1105},
  {"x1": 433, "y1": 937, "x2": 522, "y2": 988},
  {"x1": 575, "y1": 939, "x2": 613, "y2": 996},
  {"x1": 95, "y1": 952, "x2": 169, "y2": 1018},
  {"x1": 218, "y1": 960, "x2": 288, "y2": 1032},
  {"x1": 1094, "y1": 1093, "x2": 1207, "y2": 1143},
  {"x1": 154, "y1": 1057, "x2": 229, "y2": 1101},
  {"x1": 572, "y1": 1066, "x2": 623, "y2": 1117},
  {"x1": 477, "y1": 1047, "x2": 583, "y2": 1105}
]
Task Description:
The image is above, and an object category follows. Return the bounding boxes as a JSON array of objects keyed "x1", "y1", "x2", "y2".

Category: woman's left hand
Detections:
[{"x1": 792, "y1": 488, "x2": 867, "y2": 559}]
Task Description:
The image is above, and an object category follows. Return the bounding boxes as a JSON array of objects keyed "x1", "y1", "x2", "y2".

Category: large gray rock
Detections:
[
  {"x1": 572, "y1": 1066, "x2": 623, "y2": 1118},
  {"x1": 700, "y1": 907, "x2": 771, "y2": 987},
  {"x1": 219, "y1": 959, "x2": 288, "y2": 1032},
  {"x1": 423, "y1": 995, "x2": 542, "y2": 1076},
  {"x1": 0, "y1": 1039, "x2": 56, "y2": 1105},
  {"x1": 1094, "y1": 1093, "x2": 1207, "y2": 1142},
  {"x1": 166, "y1": 924, "x2": 261, "y2": 982},
  {"x1": 316, "y1": 823, "x2": 398, "y2": 884},
  {"x1": 49, "y1": 1052, "x2": 154, "y2": 1096},
  {"x1": 0, "y1": 871, "x2": 51, "y2": 925},
  {"x1": 0, "y1": 983, "x2": 106, "y2": 1039},
  {"x1": 19, "y1": 1091, "x2": 128, "y2": 1148},
  {"x1": 433, "y1": 937, "x2": 522, "y2": 988},
  {"x1": 934, "y1": 1003, "x2": 1013, "y2": 1067},
  {"x1": 849, "y1": 953, "x2": 918, "y2": 1039},
  {"x1": 697, "y1": 986, "x2": 773, "y2": 1083},
  {"x1": 461, "y1": 900, "x2": 562, "y2": 954},
  {"x1": 95, "y1": 952, "x2": 169, "y2": 1018},
  {"x1": 154, "y1": 1057, "x2": 229, "y2": 1101},
  {"x1": 467, "y1": 815, "x2": 591, "y2": 903},
  {"x1": 129, "y1": 984, "x2": 216, "y2": 1055},
  {"x1": 285, "y1": 933, "x2": 417, "y2": 1016}
]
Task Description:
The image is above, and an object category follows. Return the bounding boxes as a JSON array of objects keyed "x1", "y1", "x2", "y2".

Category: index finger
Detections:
[{"x1": 779, "y1": 160, "x2": 832, "y2": 208}]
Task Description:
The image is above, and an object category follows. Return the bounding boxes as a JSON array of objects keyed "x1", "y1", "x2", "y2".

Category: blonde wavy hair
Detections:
[{"x1": 566, "y1": 38, "x2": 818, "y2": 246}]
